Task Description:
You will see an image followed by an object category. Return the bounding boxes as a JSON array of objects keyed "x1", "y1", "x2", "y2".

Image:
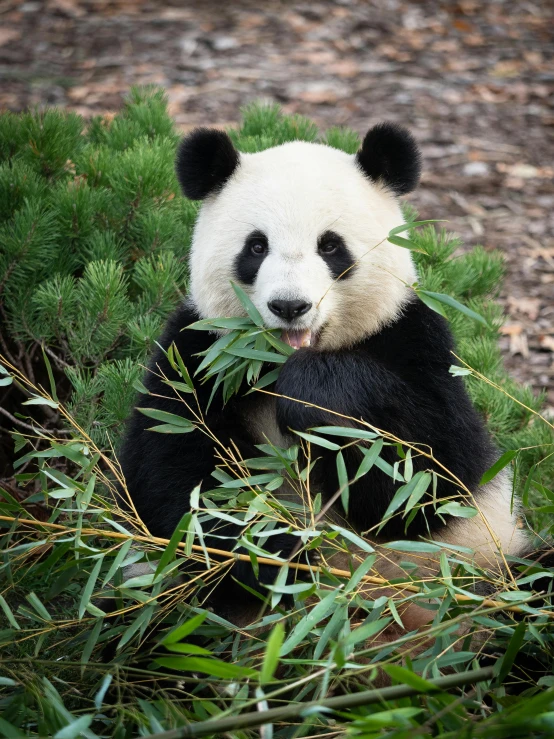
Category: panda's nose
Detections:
[{"x1": 267, "y1": 299, "x2": 312, "y2": 322}]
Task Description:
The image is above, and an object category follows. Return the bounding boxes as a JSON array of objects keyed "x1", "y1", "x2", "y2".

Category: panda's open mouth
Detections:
[{"x1": 282, "y1": 329, "x2": 315, "y2": 349}]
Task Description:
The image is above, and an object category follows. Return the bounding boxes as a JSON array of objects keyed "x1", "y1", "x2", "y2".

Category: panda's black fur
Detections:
[
  {"x1": 356, "y1": 122, "x2": 422, "y2": 195},
  {"x1": 175, "y1": 127, "x2": 240, "y2": 200}
]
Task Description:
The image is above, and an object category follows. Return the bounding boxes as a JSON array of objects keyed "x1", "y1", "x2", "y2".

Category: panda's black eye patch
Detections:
[
  {"x1": 318, "y1": 231, "x2": 356, "y2": 280},
  {"x1": 235, "y1": 230, "x2": 269, "y2": 285}
]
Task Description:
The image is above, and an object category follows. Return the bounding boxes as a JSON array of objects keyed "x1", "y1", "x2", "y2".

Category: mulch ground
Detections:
[{"x1": 1, "y1": 0, "x2": 553, "y2": 411}]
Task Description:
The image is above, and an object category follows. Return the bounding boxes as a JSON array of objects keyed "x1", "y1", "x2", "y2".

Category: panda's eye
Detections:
[
  {"x1": 246, "y1": 231, "x2": 268, "y2": 257},
  {"x1": 319, "y1": 240, "x2": 339, "y2": 255},
  {"x1": 318, "y1": 231, "x2": 344, "y2": 256},
  {"x1": 250, "y1": 241, "x2": 267, "y2": 255}
]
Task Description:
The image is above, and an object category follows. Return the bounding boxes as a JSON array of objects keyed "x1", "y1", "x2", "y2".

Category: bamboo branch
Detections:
[{"x1": 147, "y1": 666, "x2": 495, "y2": 739}]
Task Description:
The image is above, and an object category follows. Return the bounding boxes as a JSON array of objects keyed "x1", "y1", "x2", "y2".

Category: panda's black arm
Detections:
[
  {"x1": 274, "y1": 301, "x2": 495, "y2": 535},
  {"x1": 274, "y1": 347, "x2": 420, "y2": 439},
  {"x1": 119, "y1": 302, "x2": 298, "y2": 586},
  {"x1": 119, "y1": 301, "x2": 246, "y2": 540}
]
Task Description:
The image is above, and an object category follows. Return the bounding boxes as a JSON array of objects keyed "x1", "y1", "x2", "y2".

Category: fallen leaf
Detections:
[
  {"x1": 507, "y1": 297, "x2": 541, "y2": 321},
  {"x1": 539, "y1": 336, "x2": 554, "y2": 352},
  {"x1": 497, "y1": 162, "x2": 553, "y2": 179},
  {"x1": 501, "y1": 323, "x2": 523, "y2": 336},
  {"x1": 509, "y1": 331, "x2": 529, "y2": 358},
  {"x1": 0, "y1": 28, "x2": 21, "y2": 47}
]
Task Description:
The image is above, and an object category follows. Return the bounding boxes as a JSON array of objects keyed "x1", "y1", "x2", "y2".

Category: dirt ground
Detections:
[{"x1": 1, "y1": 0, "x2": 553, "y2": 411}]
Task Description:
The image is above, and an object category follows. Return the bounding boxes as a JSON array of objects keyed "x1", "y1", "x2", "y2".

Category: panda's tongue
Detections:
[{"x1": 282, "y1": 329, "x2": 313, "y2": 349}]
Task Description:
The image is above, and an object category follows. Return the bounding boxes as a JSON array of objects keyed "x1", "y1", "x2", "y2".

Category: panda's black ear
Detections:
[
  {"x1": 175, "y1": 128, "x2": 240, "y2": 200},
  {"x1": 355, "y1": 122, "x2": 421, "y2": 195}
]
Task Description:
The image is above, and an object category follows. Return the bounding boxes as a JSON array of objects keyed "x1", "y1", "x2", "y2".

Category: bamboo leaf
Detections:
[
  {"x1": 117, "y1": 605, "x2": 155, "y2": 650},
  {"x1": 336, "y1": 450, "x2": 349, "y2": 515},
  {"x1": 404, "y1": 471, "x2": 432, "y2": 515},
  {"x1": 81, "y1": 618, "x2": 103, "y2": 675},
  {"x1": 436, "y1": 501, "x2": 478, "y2": 518},
  {"x1": 188, "y1": 317, "x2": 254, "y2": 330},
  {"x1": 22, "y1": 395, "x2": 59, "y2": 409},
  {"x1": 41, "y1": 344, "x2": 58, "y2": 402},
  {"x1": 156, "y1": 656, "x2": 258, "y2": 679},
  {"x1": 231, "y1": 281, "x2": 265, "y2": 327},
  {"x1": 383, "y1": 664, "x2": 437, "y2": 691},
  {"x1": 147, "y1": 423, "x2": 194, "y2": 434},
  {"x1": 154, "y1": 511, "x2": 191, "y2": 578},
  {"x1": 417, "y1": 290, "x2": 488, "y2": 327},
  {"x1": 0, "y1": 595, "x2": 20, "y2": 630},
  {"x1": 219, "y1": 473, "x2": 281, "y2": 490},
  {"x1": 344, "y1": 554, "x2": 377, "y2": 593},
  {"x1": 137, "y1": 407, "x2": 194, "y2": 427},
  {"x1": 355, "y1": 438, "x2": 384, "y2": 480},
  {"x1": 79, "y1": 558, "x2": 103, "y2": 620},
  {"x1": 102, "y1": 539, "x2": 133, "y2": 586},
  {"x1": 311, "y1": 426, "x2": 379, "y2": 441},
  {"x1": 94, "y1": 674, "x2": 113, "y2": 710},
  {"x1": 382, "y1": 540, "x2": 441, "y2": 553},
  {"x1": 344, "y1": 617, "x2": 392, "y2": 646},
  {"x1": 53, "y1": 716, "x2": 93, "y2": 739},
  {"x1": 132, "y1": 378, "x2": 149, "y2": 394},
  {"x1": 496, "y1": 621, "x2": 527, "y2": 684},
  {"x1": 25, "y1": 592, "x2": 52, "y2": 622},
  {"x1": 388, "y1": 220, "x2": 445, "y2": 236},
  {"x1": 247, "y1": 367, "x2": 281, "y2": 393},
  {"x1": 264, "y1": 331, "x2": 295, "y2": 356},
  {"x1": 416, "y1": 290, "x2": 448, "y2": 318},
  {"x1": 260, "y1": 622, "x2": 285, "y2": 684},
  {"x1": 293, "y1": 430, "x2": 341, "y2": 451},
  {"x1": 226, "y1": 347, "x2": 287, "y2": 363},
  {"x1": 329, "y1": 525, "x2": 375, "y2": 553},
  {"x1": 480, "y1": 450, "x2": 518, "y2": 485},
  {"x1": 195, "y1": 331, "x2": 240, "y2": 374},
  {"x1": 387, "y1": 234, "x2": 427, "y2": 253},
  {"x1": 280, "y1": 589, "x2": 339, "y2": 656}
]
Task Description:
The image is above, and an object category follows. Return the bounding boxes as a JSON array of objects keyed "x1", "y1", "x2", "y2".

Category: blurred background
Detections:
[{"x1": 1, "y1": 0, "x2": 553, "y2": 410}]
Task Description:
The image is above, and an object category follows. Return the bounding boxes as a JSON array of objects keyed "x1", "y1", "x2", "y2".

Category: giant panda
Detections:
[{"x1": 119, "y1": 123, "x2": 530, "y2": 626}]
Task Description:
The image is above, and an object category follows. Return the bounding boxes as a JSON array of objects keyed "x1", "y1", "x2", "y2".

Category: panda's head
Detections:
[{"x1": 176, "y1": 123, "x2": 421, "y2": 351}]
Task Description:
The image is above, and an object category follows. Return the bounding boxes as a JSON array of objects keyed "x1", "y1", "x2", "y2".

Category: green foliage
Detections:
[{"x1": 0, "y1": 356, "x2": 553, "y2": 737}]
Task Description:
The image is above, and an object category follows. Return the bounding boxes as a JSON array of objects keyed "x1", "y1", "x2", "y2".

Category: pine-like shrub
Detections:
[
  {"x1": 0, "y1": 88, "x2": 194, "y2": 452},
  {"x1": 0, "y1": 89, "x2": 553, "y2": 737}
]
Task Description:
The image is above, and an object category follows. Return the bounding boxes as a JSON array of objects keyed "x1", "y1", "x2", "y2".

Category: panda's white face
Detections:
[{"x1": 188, "y1": 141, "x2": 418, "y2": 350}]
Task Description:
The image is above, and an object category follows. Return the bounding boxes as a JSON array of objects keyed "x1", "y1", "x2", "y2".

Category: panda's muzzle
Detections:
[
  {"x1": 267, "y1": 300, "x2": 315, "y2": 348},
  {"x1": 267, "y1": 299, "x2": 312, "y2": 322}
]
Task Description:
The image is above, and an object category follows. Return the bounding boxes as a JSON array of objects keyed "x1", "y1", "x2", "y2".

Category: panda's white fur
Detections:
[{"x1": 190, "y1": 142, "x2": 417, "y2": 351}]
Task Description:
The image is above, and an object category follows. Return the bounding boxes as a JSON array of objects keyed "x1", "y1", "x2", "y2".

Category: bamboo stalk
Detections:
[
  {"x1": 147, "y1": 666, "x2": 495, "y2": 739},
  {"x1": 1, "y1": 514, "x2": 551, "y2": 618}
]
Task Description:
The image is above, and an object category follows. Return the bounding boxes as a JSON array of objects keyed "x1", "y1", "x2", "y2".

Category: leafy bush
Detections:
[{"x1": 0, "y1": 89, "x2": 553, "y2": 737}]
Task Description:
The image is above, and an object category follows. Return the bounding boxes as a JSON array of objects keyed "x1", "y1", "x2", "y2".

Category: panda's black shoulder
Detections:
[
  {"x1": 153, "y1": 300, "x2": 204, "y2": 362},
  {"x1": 141, "y1": 301, "x2": 206, "y2": 395},
  {"x1": 363, "y1": 296, "x2": 456, "y2": 370}
]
